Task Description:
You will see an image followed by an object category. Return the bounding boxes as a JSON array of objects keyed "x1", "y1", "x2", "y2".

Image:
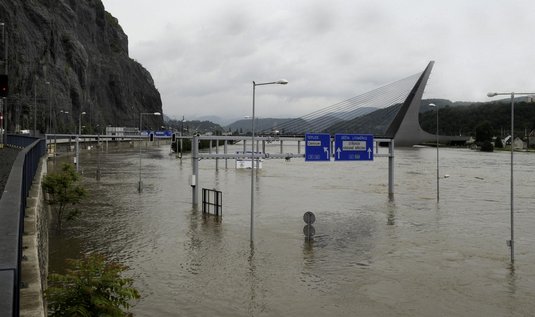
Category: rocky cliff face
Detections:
[{"x1": 0, "y1": 0, "x2": 163, "y2": 133}]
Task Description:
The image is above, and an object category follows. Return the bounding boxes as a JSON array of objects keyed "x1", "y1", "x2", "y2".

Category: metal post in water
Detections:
[
  {"x1": 215, "y1": 140, "x2": 219, "y2": 171},
  {"x1": 256, "y1": 140, "x2": 260, "y2": 169},
  {"x1": 388, "y1": 139, "x2": 395, "y2": 200},
  {"x1": 96, "y1": 134, "x2": 101, "y2": 181},
  {"x1": 250, "y1": 82, "x2": 256, "y2": 244},
  {"x1": 510, "y1": 93, "x2": 515, "y2": 264},
  {"x1": 192, "y1": 134, "x2": 199, "y2": 208},
  {"x1": 224, "y1": 140, "x2": 228, "y2": 169}
]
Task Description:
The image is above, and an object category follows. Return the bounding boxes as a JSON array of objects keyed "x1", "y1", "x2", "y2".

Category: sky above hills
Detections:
[{"x1": 102, "y1": 0, "x2": 535, "y2": 122}]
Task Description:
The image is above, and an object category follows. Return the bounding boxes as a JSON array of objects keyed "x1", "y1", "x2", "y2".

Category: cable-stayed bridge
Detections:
[
  {"x1": 265, "y1": 72, "x2": 419, "y2": 136},
  {"x1": 257, "y1": 61, "x2": 467, "y2": 146}
]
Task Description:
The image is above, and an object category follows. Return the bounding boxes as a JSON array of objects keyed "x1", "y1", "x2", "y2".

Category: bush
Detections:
[
  {"x1": 42, "y1": 163, "x2": 87, "y2": 231},
  {"x1": 46, "y1": 253, "x2": 140, "y2": 317},
  {"x1": 494, "y1": 137, "x2": 504, "y2": 148},
  {"x1": 480, "y1": 140, "x2": 494, "y2": 152}
]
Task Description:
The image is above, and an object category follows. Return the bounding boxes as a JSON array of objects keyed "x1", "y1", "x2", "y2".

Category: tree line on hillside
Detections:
[
  {"x1": 419, "y1": 101, "x2": 535, "y2": 139},
  {"x1": 165, "y1": 118, "x2": 225, "y2": 135}
]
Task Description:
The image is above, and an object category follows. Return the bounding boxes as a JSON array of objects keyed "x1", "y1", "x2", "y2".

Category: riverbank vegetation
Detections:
[
  {"x1": 419, "y1": 100, "x2": 535, "y2": 142},
  {"x1": 46, "y1": 253, "x2": 140, "y2": 316},
  {"x1": 42, "y1": 163, "x2": 87, "y2": 231}
]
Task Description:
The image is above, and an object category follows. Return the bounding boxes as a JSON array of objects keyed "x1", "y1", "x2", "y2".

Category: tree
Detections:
[
  {"x1": 475, "y1": 121, "x2": 494, "y2": 152},
  {"x1": 475, "y1": 121, "x2": 494, "y2": 144},
  {"x1": 495, "y1": 137, "x2": 504, "y2": 149},
  {"x1": 46, "y1": 253, "x2": 140, "y2": 317},
  {"x1": 42, "y1": 163, "x2": 87, "y2": 231}
]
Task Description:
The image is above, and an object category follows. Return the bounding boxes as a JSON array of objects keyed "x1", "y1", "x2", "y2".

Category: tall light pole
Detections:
[
  {"x1": 138, "y1": 111, "x2": 161, "y2": 192},
  {"x1": 75, "y1": 111, "x2": 86, "y2": 172},
  {"x1": 250, "y1": 79, "x2": 288, "y2": 244},
  {"x1": 0, "y1": 22, "x2": 5, "y2": 148},
  {"x1": 33, "y1": 76, "x2": 37, "y2": 136},
  {"x1": 1, "y1": 22, "x2": 6, "y2": 74},
  {"x1": 429, "y1": 103, "x2": 439, "y2": 201},
  {"x1": 60, "y1": 110, "x2": 69, "y2": 133},
  {"x1": 487, "y1": 91, "x2": 535, "y2": 265},
  {"x1": 46, "y1": 81, "x2": 50, "y2": 133}
]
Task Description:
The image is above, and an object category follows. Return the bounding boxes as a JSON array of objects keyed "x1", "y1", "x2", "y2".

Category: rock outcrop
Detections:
[{"x1": 0, "y1": 0, "x2": 163, "y2": 133}]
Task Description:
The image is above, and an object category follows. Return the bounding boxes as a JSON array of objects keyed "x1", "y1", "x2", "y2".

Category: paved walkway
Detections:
[{"x1": 0, "y1": 147, "x2": 21, "y2": 199}]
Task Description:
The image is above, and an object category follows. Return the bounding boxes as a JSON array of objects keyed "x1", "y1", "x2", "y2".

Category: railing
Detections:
[
  {"x1": 0, "y1": 135, "x2": 46, "y2": 317},
  {"x1": 202, "y1": 188, "x2": 223, "y2": 216}
]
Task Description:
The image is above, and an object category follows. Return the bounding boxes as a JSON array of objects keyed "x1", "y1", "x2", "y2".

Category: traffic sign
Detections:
[
  {"x1": 303, "y1": 211, "x2": 316, "y2": 224},
  {"x1": 334, "y1": 134, "x2": 374, "y2": 161},
  {"x1": 305, "y1": 133, "x2": 331, "y2": 161}
]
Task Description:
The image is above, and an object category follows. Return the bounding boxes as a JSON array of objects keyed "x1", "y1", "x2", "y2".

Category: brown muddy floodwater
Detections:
[{"x1": 49, "y1": 143, "x2": 535, "y2": 316}]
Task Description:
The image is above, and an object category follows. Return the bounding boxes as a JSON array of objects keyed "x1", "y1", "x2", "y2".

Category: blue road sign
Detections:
[
  {"x1": 334, "y1": 134, "x2": 374, "y2": 161},
  {"x1": 305, "y1": 133, "x2": 331, "y2": 161}
]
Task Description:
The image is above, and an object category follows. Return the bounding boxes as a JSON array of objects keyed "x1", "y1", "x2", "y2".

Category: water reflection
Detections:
[
  {"x1": 247, "y1": 246, "x2": 265, "y2": 316},
  {"x1": 386, "y1": 200, "x2": 396, "y2": 226}
]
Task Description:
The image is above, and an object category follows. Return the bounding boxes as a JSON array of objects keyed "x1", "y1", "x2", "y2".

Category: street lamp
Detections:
[
  {"x1": 60, "y1": 110, "x2": 69, "y2": 133},
  {"x1": 0, "y1": 22, "x2": 6, "y2": 147},
  {"x1": 487, "y1": 91, "x2": 535, "y2": 265},
  {"x1": 33, "y1": 76, "x2": 37, "y2": 136},
  {"x1": 138, "y1": 111, "x2": 161, "y2": 192},
  {"x1": 429, "y1": 103, "x2": 439, "y2": 202},
  {"x1": 250, "y1": 79, "x2": 288, "y2": 244},
  {"x1": 46, "y1": 81, "x2": 50, "y2": 133},
  {"x1": 76, "y1": 111, "x2": 86, "y2": 172}
]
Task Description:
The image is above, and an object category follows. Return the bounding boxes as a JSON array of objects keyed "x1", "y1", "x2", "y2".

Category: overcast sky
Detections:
[{"x1": 101, "y1": 0, "x2": 535, "y2": 122}]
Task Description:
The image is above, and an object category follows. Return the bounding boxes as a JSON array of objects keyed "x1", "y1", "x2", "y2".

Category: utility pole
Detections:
[{"x1": 0, "y1": 22, "x2": 7, "y2": 147}]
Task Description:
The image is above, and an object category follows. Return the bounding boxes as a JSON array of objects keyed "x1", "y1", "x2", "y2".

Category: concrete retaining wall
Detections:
[{"x1": 19, "y1": 158, "x2": 48, "y2": 317}]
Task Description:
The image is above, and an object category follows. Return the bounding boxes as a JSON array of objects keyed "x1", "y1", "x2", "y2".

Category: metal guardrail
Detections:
[
  {"x1": 202, "y1": 188, "x2": 222, "y2": 216},
  {"x1": 0, "y1": 135, "x2": 46, "y2": 317}
]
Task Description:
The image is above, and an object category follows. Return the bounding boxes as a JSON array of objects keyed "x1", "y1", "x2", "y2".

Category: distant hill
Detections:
[
  {"x1": 419, "y1": 100, "x2": 535, "y2": 137},
  {"x1": 165, "y1": 97, "x2": 535, "y2": 138},
  {"x1": 165, "y1": 118, "x2": 224, "y2": 135},
  {"x1": 226, "y1": 118, "x2": 295, "y2": 134}
]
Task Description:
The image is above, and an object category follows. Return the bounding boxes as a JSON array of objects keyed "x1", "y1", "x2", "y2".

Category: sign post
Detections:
[
  {"x1": 305, "y1": 133, "x2": 331, "y2": 161},
  {"x1": 334, "y1": 134, "x2": 374, "y2": 161},
  {"x1": 303, "y1": 211, "x2": 316, "y2": 241}
]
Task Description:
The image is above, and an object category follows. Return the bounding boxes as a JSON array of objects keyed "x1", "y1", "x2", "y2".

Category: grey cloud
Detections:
[{"x1": 102, "y1": 0, "x2": 535, "y2": 121}]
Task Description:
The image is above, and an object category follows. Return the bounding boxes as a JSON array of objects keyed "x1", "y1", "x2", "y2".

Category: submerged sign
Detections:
[
  {"x1": 305, "y1": 133, "x2": 331, "y2": 161},
  {"x1": 334, "y1": 134, "x2": 374, "y2": 161}
]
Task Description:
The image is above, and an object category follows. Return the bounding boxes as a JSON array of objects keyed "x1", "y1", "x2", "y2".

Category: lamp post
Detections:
[
  {"x1": 487, "y1": 91, "x2": 535, "y2": 265},
  {"x1": 429, "y1": 103, "x2": 439, "y2": 201},
  {"x1": 0, "y1": 22, "x2": 5, "y2": 148},
  {"x1": 33, "y1": 76, "x2": 37, "y2": 136},
  {"x1": 1, "y1": 22, "x2": 6, "y2": 74},
  {"x1": 46, "y1": 81, "x2": 50, "y2": 133},
  {"x1": 250, "y1": 79, "x2": 288, "y2": 244},
  {"x1": 138, "y1": 111, "x2": 161, "y2": 192},
  {"x1": 60, "y1": 110, "x2": 69, "y2": 133},
  {"x1": 76, "y1": 111, "x2": 86, "y2": 172}
]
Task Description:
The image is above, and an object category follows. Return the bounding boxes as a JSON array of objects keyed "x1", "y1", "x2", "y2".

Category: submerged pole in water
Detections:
[
  {"x1": 224, "y1": 140, "x2": 228, "y2": 169},
  {"x1": 388, "y1": 139, "x2": 394, "y2": 201},
  {"x1": 192, "y1": 134, "x2": 199, "y2": 208}
]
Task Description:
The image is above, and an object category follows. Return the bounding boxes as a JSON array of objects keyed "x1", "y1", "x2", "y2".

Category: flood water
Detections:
[{"x1": 49, "y1": 142, "x2": 535, "y2": 316}]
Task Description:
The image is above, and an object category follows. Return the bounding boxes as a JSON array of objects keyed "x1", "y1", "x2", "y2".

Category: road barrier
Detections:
[{"x1": 0, "y1": 135, "x2": 46, "y2": 317}]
